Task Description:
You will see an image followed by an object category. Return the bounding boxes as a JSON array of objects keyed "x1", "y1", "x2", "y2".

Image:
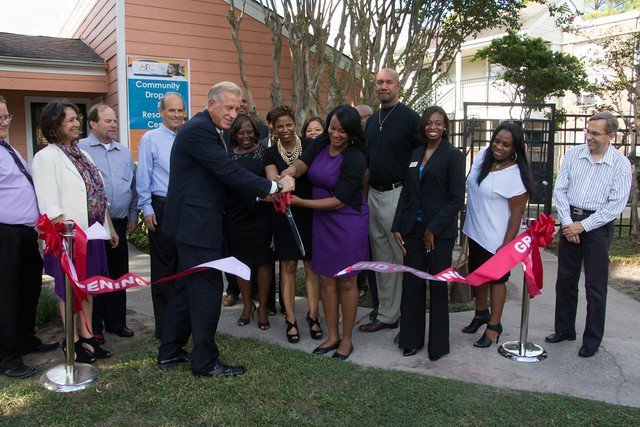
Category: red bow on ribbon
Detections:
[
  {"x1": 523, "y1": 213, "x2": 556, "y2": 298},
  {"x1": 36, "y1": 214, "x2": 89, "y2": 312},
  {"x1": 37, "y1": 214, "x2": 64, "y2": 258},
  {"x1": 272, "y1": 192, "x2": 291, "y2": 213}
]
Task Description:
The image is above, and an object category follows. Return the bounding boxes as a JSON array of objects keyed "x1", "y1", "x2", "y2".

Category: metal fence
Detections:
[{"x1": 448, "y1": 113, "x2": 637, "y2": 238}]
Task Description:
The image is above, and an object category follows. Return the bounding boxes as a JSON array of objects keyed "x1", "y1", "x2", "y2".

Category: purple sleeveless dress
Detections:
[{"x1": 307, "y1": 146, "x2": 369, "y2": 278}]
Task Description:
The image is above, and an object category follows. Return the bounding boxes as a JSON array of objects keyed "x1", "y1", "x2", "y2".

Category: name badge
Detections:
[{"x1": 409, "y1": 161, "x2": 418, "y2": 168}]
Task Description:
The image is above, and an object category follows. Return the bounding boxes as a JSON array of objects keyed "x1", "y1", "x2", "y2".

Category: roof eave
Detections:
[{"x1": 0, "y1": 55, "x2": 107, "y2": 70}]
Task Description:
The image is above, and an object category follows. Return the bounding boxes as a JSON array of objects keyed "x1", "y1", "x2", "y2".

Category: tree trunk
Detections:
[{"x1": 227, "y1": 1, "x2": 261, "y2": 120}]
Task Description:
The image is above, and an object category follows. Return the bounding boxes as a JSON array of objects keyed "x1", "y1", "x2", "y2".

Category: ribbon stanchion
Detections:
[
  {"x1": 336, "y1": 213, "x2": 554, "y2": 362},
  {"x1": 498, "y1": 218, "x2": 548, "y2": 363},
  {"x1": 41, "y1": 221, "x2": 99, "y2": 393}
]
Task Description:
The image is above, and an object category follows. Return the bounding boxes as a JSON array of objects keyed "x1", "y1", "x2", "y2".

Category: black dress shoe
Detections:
[
  {"x1": 429, "y1": 354, "x2": 443, "y2": 362},
  {"x1": 30, "y1": 340, "x2": 60, "y2": 353},
  {"x1": 195, "y1": 362, "x2": 245, "y2": 377},
  {"x1": 312, "y1": 341, "x2": 341, "y2": 355},
  {"x1": 332, "y1": 346, "x2": 354, "y2": 360},
  {"x1": 106, "y1": 327, "x2": 134, "y2": 338},
  {"x1": 403, "y1": 348, "x2": 417, "y2": 357},
  {"x1": 545, "y1": 332, "x2": 576, "y2": 343},
  {"x1": 578, "y1": 346, "x2": 599, "y2": 358},
  {"x1": 158, "y1": 350, "x2": 191, "y2": 370},
  {"x1": 358, "y1": 319, "x2": 399, "y2": 333},
  {"x1": 2, "y1": 363, "x2": 37, "y2": 379}
]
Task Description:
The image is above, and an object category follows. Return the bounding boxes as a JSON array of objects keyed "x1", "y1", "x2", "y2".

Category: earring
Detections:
[{"x1": 512, "y1": 152, "x2": 518, "y2": 161}]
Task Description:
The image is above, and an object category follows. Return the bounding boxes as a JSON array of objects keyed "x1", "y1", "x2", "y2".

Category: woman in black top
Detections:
[
  {"x1": 391, "y1": 106, "x2": 465, "y2": 361},
  {"x1": 264, "y1": 106, "x2": 322, "y2": 343},
  {"x1": 225, "y1": 114, "x2": 273, "y2": 330}
]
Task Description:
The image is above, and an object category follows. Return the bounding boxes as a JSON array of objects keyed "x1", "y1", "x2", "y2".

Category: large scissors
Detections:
[{"x1": 273, "y1": 192, "x2": 306, "y2": 257}]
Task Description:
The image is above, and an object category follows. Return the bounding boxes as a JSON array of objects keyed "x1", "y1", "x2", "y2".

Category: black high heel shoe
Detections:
[
  {"x1": 257, "y1": 308, "x2": 270, "y2": 330},
  {"x1": 62, "y1": 339, "x2": 96, "y2": 364},
  {"x1": 237, "y1": 304, "x2": 256, "y2": 326},
  {"x1": 474, "y1": 323, "x2": 502, "y2": 348},
  {"x1": 462, "y1": 309, "x2": 491, "y2": 333},
  {"x1": 79, "y1": 336, "x2": 111, "y2": 359},
  {"x1": 306, "y1": 312, "x2": 323, "y2": 340},
  {"x1": 285, "y1": 320, "x2": 300, "y2": 343}
]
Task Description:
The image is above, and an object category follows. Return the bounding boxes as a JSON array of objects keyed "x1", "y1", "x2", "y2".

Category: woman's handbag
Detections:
[{"x1": 449, "y1": 235, "x2": 473, "y2": 303}]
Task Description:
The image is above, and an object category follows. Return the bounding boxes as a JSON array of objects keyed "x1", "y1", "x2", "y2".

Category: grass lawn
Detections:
[{"x1": 2, "y1": 335, "x2": 640, "y2": 425}]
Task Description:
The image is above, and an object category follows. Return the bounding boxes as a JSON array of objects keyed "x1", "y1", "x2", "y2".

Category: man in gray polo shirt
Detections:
[{"x1": 79, "y1": 103, "x2": 138, "y2": 342}]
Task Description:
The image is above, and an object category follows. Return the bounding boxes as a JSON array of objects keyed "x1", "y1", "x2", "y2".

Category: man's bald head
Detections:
[{"x1": 356, "y1": 104, "x2": 373, "y2": 129}]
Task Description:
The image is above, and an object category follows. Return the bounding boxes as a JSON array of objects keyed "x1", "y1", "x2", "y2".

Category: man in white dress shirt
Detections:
[{"x1": 546, "y1": 111, "x2": 632, "y2": 358}]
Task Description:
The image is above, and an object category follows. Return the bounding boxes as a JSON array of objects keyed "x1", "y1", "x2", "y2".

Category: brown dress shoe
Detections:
[
  {"x1": 358, "y1": 319, "x2": 399, "y2": 333},
  {"x1": 223, "y1": 294, "x2": 238, "y2": 307}
]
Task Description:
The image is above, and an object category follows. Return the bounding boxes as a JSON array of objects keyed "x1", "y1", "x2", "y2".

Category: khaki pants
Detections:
[{"x1": 368, "y1": 186, "x2": 403, "y2": 324}]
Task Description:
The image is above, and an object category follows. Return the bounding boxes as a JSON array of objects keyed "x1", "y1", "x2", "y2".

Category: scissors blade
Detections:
[{"x1": 284, "y1": 206, "x2": 306, "y2": 257}]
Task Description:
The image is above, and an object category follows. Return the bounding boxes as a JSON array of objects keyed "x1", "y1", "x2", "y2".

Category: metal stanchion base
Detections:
[
  {"x1": 498, "y1": 341, "x2": 547, "y2": 363},
  {"x1": 40, "y1": 363, "x2": 99, "y2": 392}
]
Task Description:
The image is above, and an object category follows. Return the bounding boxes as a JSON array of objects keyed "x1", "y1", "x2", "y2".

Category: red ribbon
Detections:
[
  {"x1": 522, "y1": 213, "x2": 556, "y2": 298},
  {"x1": 272, "y1": 192, "x2": 290, "y2": 213},
  {"x1": 337, "y1": 214, "x2": 556, "y2": 299},
  {"x1": 37, "y1": 214, "x2": 89, "y2": 312}
]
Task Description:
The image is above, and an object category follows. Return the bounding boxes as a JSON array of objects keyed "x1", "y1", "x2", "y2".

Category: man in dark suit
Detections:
[{"x1": 157, "y1": 81, "x2": 294, "y2": 377}]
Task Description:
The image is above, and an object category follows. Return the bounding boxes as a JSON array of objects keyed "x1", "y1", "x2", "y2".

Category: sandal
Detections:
[
  {"x1": 62, "y1": 339, "x2": 96, "y2": 364},
  {"x1": 306, "y1": 312, "x2": 323, "y2": 340},
  {"x1": 462, "y1": 309, "x2": 491, "y2": 334},
  {"x1": 285, "y1": 320, "x2": 300, "y2": 343},
  {"x1": 79, "y1": 336, "x2": 111, "y2": 359},
  {"x1": 237, "y1": 304, "x2": 256, "y2": 326},
  {"x1": 257, "y1": 307, "x2": 270, "y2": 330}
]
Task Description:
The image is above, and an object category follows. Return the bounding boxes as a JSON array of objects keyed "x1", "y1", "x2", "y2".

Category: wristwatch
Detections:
[{"x1": 275, "y1": 182, "x2": 284, "y2": 193}]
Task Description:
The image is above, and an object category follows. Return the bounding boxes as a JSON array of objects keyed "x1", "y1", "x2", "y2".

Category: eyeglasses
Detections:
[
  {"x1": 0, "y1": 114, "x2": 13, "y2": 123},
  {"x1": 584, "y1": 129, "x2": 612, "y2": 137}
]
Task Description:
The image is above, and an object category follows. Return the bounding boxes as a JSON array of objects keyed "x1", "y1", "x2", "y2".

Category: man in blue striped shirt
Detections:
[
  {"x1": 546, "y1": 111, "x2": 632, "y2": 358},
  {"x1": 136, "y1": 92, "x2": 185, "y2": 339}
]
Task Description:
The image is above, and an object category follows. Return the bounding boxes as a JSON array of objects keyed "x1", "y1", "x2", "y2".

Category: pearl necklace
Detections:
[
  {"x1": 277, "y1": 135, "x2": 302, "y2": 165},
  {"x1": 378, "y1": 102, "x2": 399, "y2": 131}
]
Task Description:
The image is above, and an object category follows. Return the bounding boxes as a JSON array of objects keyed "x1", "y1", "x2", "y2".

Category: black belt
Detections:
[
  {"x1": 570, "y1": 206, "x2": 595, "y2": 216},
  {"x1": 152, "y1": 195, "x2": 167, "y2": 202},
  {"x1": 0, "y1": 222, "x2": 35, "y2": 230},
  {"x1": 371, "y1": 181, "x2": 403, "y2": 192}
]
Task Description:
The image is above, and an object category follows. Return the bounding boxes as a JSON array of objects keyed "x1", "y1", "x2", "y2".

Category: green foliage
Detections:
[
  {"x1": 583, "y1": 0, "x2": 640, "y2": 19},
  {"x1": 473, "y1": 30, "x2": 589, "y2": 104},
  {"x1": 593, "y1": 31, "x2": 639, "y2": 100},
  {"x1": 36, "y1": 285, "x2": 58, "y2": 327},
  {"x1": 127, "y1": 212, "x2": 149, "y2": 254}
]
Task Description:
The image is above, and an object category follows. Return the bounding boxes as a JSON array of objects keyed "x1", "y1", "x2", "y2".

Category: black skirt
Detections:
[{"x1": 272, "y1": 206, "x2": 312, "y2": 261}]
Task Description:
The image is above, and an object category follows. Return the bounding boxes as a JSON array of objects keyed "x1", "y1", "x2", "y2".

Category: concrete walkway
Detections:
[{"x1": 126, "y1": 244, "x2": 640, "y2": 408}]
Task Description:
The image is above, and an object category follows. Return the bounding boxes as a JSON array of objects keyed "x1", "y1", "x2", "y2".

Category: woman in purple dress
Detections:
[
  {"x1": 286, "y1": 105, "x2": 369, "y2": 360},
  {"x1": 32, "y1": 100, "x2": 117, "y2": 363}
]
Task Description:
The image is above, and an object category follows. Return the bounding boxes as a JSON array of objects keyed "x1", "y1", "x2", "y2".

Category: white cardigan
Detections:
[{"x1": 32, "y1": 143, "x2": 110, "y2": 234}]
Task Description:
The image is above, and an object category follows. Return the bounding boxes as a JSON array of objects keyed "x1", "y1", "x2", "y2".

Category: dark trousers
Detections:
[
  {"x1": 398, "y1": 221, "x2": 453, "y2": 357},
  {"x1": 159, "y1": 242, "x2": 223, "y2": 374},
  {"x1": 92, "y1": 217, "x2": 128, "y2": 333},
  {"x1": 150, "y1": 197, "x2": 180, "y2": 338},
  {"x1": 554, "y1": 218, "x2": 614, "y2": 350},
  {"x1": 358, "y1": 242, "x2": 378, "y2": 307},
  {"x1": 0, "y1": 224, "x2": 43, "y2": 370}
]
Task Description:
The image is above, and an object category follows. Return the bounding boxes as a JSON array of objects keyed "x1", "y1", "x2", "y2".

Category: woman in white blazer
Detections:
[{"x1": 32, "y1": 100, "x2": 117, "y2": 363}]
